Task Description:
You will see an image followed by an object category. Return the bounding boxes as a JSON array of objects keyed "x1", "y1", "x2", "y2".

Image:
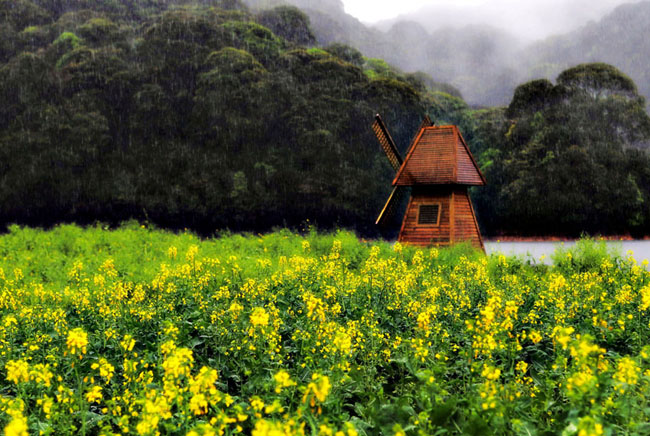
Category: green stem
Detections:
[{"x1": 75, "y1": 363, "x2": 87, "y2": 436}]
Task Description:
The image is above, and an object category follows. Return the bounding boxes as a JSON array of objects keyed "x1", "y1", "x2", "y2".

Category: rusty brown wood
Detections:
[
  {"x1": 394, "y1": 126, "x2": 484, "y2": 186},
  {"x1": 374, "y1": 116, "x2": 485, "y2": 250},
  {"x1": 372, "y1": 114, "x2": 402, "y2": 172},
  {"x1": 376, "y1": 185, "x2": 405, "y2": 226}
]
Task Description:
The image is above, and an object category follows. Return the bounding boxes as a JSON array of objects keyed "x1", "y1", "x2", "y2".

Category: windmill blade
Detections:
[
  {"x1": 405, "y1": 115, "x2": 434, "y2": 154},
  {"x1": 376, "y1": 186, "x2": 407, "y2": 226},
  {"x1": 372, "y1": 114, "x2": 403, "y2": 172}
]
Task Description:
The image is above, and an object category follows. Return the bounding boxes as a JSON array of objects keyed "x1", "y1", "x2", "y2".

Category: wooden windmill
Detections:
[{"x1": 373, "y1": 114, "x2": 486, "y2": 250}]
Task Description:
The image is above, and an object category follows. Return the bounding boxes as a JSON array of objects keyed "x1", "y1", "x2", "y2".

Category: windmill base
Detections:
[{"x1": 398, "y1": 186, "x2": 484, "y2": 251}]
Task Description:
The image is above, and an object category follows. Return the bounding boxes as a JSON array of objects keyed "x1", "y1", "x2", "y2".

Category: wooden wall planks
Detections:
[{"x1": 398, "y1": 186, "x2": 483, "y2": 250}]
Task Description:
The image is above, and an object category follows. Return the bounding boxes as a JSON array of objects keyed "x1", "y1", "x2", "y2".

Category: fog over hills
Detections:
[
  {"x1": 245, "y1": 0, "x2": 650, "y2": 107},
  {"x1": 521, "y1": 1, "x2": 650, "y2": 104},
  {"x1": 374, "y1": 0, "x2": 625, "y2": 42}
]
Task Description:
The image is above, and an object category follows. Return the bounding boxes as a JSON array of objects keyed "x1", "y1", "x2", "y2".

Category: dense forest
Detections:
[{"x1": 1, "y1": 0, "x2": 650, "y2": 237}]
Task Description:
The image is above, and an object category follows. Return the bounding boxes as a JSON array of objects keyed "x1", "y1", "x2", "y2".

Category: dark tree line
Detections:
[
  {"x1": 0, "y1": 0, "x2": 436, "y2": 236},
  {"x1": 2, "y1": 0, "x2": 650, "y2": 237},
  {"x1": 471, "y1": 63, "x2": 650, "y2": 237}
]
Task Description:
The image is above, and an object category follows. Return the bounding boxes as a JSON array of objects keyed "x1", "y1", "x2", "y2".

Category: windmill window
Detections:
[{"x1": 418, "y1": 203, "x2": 441, "y2": 226}]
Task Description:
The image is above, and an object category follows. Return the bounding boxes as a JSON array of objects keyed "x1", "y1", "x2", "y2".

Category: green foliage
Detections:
[
  {"x1": 0, "y1": 0, "x2": 50, "y2": 30},
  {"x1": 305, "y1": 47, "x2": 328, "y2": 56},
  {"x1": 472, "y1": 63, "x2": 650, "y2": 237},
  {"x1": 0, "y1": 0, "x2": 439, "y2": 236},
  {"x1": 1, "y1": 225, "x2": 650, "y2": 435},
  {"x1": 363, "y1": 57, "x2": 399, "y2": 80},
  {"x1": 506, "y1": 78, "x2": 555, "y2": 118},
  {"x1": 203, "y1": 47, "x2": 266, "y2": 76},
  {"x1": 405, "y1": 71, "x2": 463, "y2": 99},
  {"x1": 323, "y1": 43, "x2": 364, "y2": 68},
  {"x1": 53, "y1": 31, "x2": 81, "y2": 50},
  {"x1": 551, "y1": 238, "x2": 621, "y2": 273},
  {"x1": 219, "y1": 20, "x2": 285, "y2": 63},
  {"x1": 4, "y1": 2, "x2": 650, "y2": 241},
  {"x1": 77, "y1": 17, "x2": 119, "y2": 45},
  {"x1": 557, "y1": 63, "x2": 639, "y2": 98},
  {"x1": 256, "y1": 5, "x2": 315, "y2": 46},
  {"x1": 525, "y1": 2, "x2": 650, "y2": 109}
]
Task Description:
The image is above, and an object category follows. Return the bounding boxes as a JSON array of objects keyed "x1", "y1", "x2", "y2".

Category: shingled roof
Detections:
[{"x1": 392, "y1": 125, "x2": 485, "y2": 186}]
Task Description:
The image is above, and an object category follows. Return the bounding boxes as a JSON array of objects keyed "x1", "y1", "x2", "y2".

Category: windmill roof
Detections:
[{"x1": 392, "y1": 125, "x2": 485, "y2": 186}]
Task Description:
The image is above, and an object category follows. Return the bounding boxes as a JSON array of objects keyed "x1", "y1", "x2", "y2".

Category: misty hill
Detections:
[
  {"x1": 240, "y1": 0, "x2": 545, "y2": 105},
  {"x1": 522, "y1": 1, "x2": 650, "y2": 105},
  {"x1": 244, "y1": 0, "x2": 512, "y2": 104},
  {"x1": 381, "y1": 0, "x2": 650, "y2": 108},
  {"x1": 247, "y1": 0, "x2": 650, "y2": 108},
  {"x1": 375, "y1": 0, "x2": 624, "y2": 42}
]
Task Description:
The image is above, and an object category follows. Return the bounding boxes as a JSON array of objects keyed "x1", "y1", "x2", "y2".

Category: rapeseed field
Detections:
[{"x1": 0, "y1": 223, "x2": 648, "y2": 435}]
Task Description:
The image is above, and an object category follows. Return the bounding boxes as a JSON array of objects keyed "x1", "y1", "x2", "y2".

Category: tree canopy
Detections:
[
  {"x1": 472, "y1": 64, "x2": 650, "y2": 236},
  {"x1": 2, "y1": 0, "x2": 650, "y2": 238},
  {"x1": 0, "y1": 0, "x2": 438, "y2": 236}
]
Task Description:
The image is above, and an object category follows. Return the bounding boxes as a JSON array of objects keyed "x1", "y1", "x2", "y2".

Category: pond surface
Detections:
[{"x1": 484, "y1": 240, "x2": 650, "y2": 264}]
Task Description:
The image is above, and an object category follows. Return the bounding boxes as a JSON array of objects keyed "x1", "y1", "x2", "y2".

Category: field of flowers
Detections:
[{"x1": 0, "y1": 224, "x2": 649, "y2": 435}]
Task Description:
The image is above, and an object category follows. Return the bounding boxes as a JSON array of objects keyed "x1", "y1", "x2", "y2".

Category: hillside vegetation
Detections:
[
  {"x1": 0, "y1": 0, "x2": 440, "y2": 234},
  {"x1": 2, "y1": 0, "x2": 650, "y2": 237},
  {"x1": 524, "y1": 1, "x2": 650, "y2": 108},
  {"x1": 475, "y1": 63, "x2": 650, "y2": 236}
]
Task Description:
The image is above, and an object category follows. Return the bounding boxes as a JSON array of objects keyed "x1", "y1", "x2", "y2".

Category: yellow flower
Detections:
[
  {"x1": 250, "y1": 396, "x2": 265, "y2": 412},
  {"x1": 136, "y1": 414, "x2": 160, "y2": 436},
  {"x1": 66, "y1": 327, "x2": 89, "y2": 357},
  {"x1": 640, "y1": 285, "x2": 650, "y2": 311},
  {"x1": 576, "y1": 416, "x2": 604, "y2": 436},
  {"x1": 187, "y1": 424, "x2": 216, "y2": 436},
  {"x1": 162, "y1": 347, "x2": 194, "y2": 379},
  {"x1": 186, "y1": 245, "x2": 199, "y2": 262},
  {"x1": 481, "y1": 364, "x2": 501, "y2": 381},
  {"x1": 160, "y1": 340, "x2": 177, "y2": 356},
  {"x1": 189, "y1": 393, "x2": 208, "y2": 415},
  {"x1": 29, "y1": 364, "x2": 53, "y2": 387},
  {"x1": 344, "y1": 423, "x2": 358, "y2": 436},
  {"x1": 250, "y1": 307, "x2": 269, "y2": 327},
  {"x1": 515, "y1": 361, "x2": 528, "y2": 374},
  {"x1": 91, "y1": 358, "x2": 115, "y2": 384},
  {"x1": 302, "y1": 373, "x2": 331, "y2": 406},
  {"x1": 85, "y1": 385, "x2": 103, "y2": 403},
  {"x1": 5, "y1": 360, "x2": 29, "y2": 384},
  {"x1": 120, "y1": 334, "x2": 136, "y2": 352},
  {"x1": 566, "y1": 370, "x2": 596, "y2": 395},
  {"x1": 392, "y1": 424, "x2": 406, "y2": 436},
  {"x1": 264, "y1": 400, "x2": 283, "y2": 414},
  {"x1": 528, "y1": 330, "x2": 542, "y2": 344},
  {"x1": 273, "y1": 370, "x2": 296, "y2": 393},
  {"x1": 553, "y1": 326, "x2": 574, "y2": 350},
  {"x1": 4, "y1": 414, "x2": 28, "y2": 436},
  {"x1": 37, "y1": 396, "x2": 54, "y2": 418},
  {"x1": 614, "y1": 356, "x2": 639, "y2": 390},
  {"x1": 251, "y1": 419, "x2": 280, "y2": 436},
  {"x1": 189, "y1": 366, "x2": 219, "y2": 395}
]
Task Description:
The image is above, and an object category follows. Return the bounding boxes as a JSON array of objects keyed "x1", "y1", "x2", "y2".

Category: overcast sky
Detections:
[
  {"x1": 341, "y1": 0, "x2": 636, "y2": 40},
  {"x1": 341, "y1": 0, "x2": 480, "y2": 23}
]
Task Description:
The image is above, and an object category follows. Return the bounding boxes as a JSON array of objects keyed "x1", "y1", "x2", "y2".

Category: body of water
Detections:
[{"x1": 484, "y1": 240, "x2": 650, "y2": 264}]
